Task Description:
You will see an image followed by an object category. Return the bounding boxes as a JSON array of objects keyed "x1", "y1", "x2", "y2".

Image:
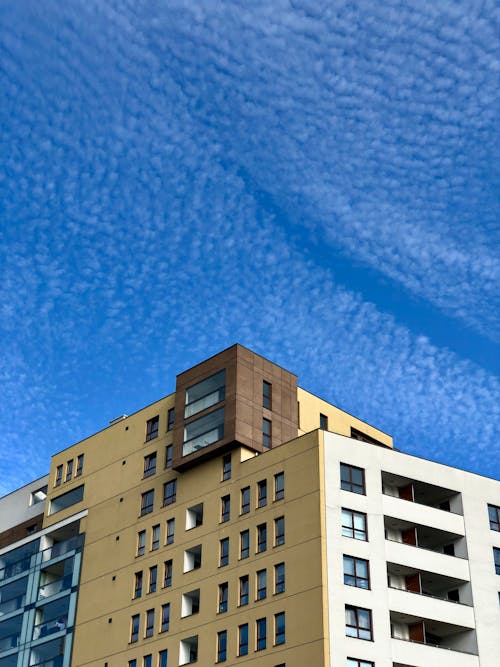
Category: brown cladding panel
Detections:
[{"x1": 0, "y1": 513, "x2": 44, "y2": 548}]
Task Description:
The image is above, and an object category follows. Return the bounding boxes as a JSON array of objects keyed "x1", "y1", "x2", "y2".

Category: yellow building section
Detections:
[{"x1": 297, "y1": 387, "x2": 393, "y2": 448}]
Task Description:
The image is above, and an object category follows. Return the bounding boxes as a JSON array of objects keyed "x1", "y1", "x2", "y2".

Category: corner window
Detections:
[
  {"x1": 340, "y1": 463, "x2": 365, "y2": 494},
  {"x1": 140, "y1": 489, "x2": 154, "y2": 516},
  {"x1": 343, "y1": 555, "x2": 370, "y2": 589},
  {"x1": 263, "y1": 380, "x2": 272, "y2": 409},
  {"x1": 146, "y1": 415, "x2": 159, "y2": 442},
  {"x1": 345, "y1": 606, "x2": 372, "y2": 640},
  {"x1": 163, "y1": 479, "x2": 177, "y2": 506},
  {"x1": 262, "y1": 418, "x2": 272, "y2": 448},
  {"x1": 489, "y1": 504, "x2": 500, "y2": 532},
  {"x1": 342, "y1": 508, "x2": 367, "y2": 541}
]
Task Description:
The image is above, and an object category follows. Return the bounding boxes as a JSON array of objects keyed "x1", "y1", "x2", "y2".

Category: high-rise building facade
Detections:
[{"x1": 1, "y1": 344, "x2": 499, "y2": 667}]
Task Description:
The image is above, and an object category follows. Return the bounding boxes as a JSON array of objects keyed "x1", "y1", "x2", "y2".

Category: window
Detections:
[
  {"x1": 166, "y1": 518, "x2": 175, "y2": 544},
  {"x1": 342, "y1": 508, "x2": 367, "y2": 541},
  {"x1": 179, "y1": 636, "x2": 198, "y2": 665},
  {"x1": 262, "y1": 418, "x2": 272, "y2": 447},
  {"x1": 181, "y1": 589, "x2": 200, "y2": 617},
  {"x1": 241, "y1": 487, "x2": 250, "y2": 514},
  {"x1": 347, "y1": 660, "x2": 374, "y2": 667},
  {"x1": 186, "y1": 503, "x2": 203, "y2": 529},
  {"x1": 220, "y1": 537, "x2": 229, "y2": 567},
  {"x1": 130, "y1": 614, "x2": 140, "y2": 642},
  {"x1": 151, "y1": 524, "x2": 160, "y2": 551},
  {"x1": 129, "y1": 661, "x2": 137, "y2": 667},
  {"x1": 257, "y1": 480, "x2": 267, "y2": 507},
  {"x1": 185, "y1": 369, "x2": 226, "y2": 417},
  {"x1": 141, "y1": 490, "x2": 154, "y2": 516},
  {"x1": 184, "y1": 545, "x2": 202, "y2": 572},
  {"x1": 240, "y1": 530, "x2": 250, "y2": 559},
  {"x1": 183, "y1": 407, "x2": 225, "y2": 456},
  {"x1": 145, "y1": 609, "x2": 155, "y2": 637},
  {"x1": 55, "y1": 464, "x2": 63, "y2": 486},
  {"x1": 134, "y1": 571, "x2": 143, "y2": 598},
  {"x1": 238, "y1": 623, "x2": 248, "y2": 656},
  {"x1": 239, "y1": 575, "x2": 249, "y2": 606},
  {"x1": 159, "y1": 650, "x2": 168, "y2": 667},
  {"x1": 165, "y1": 444, "x2": 173, "y2": 468},
  {"x1": 274, "y1": 562, "x2": 285, "y2": 594},
  {"x1": 256, "y1": 569, "x2": 267, "y2": 600},
  {"x1": 137, "y1": 530, "x2": 146, "y2": 556},
  {"x1": 263, "y1": 380, "x2": 272, "y2": 409},
  {"x1": 167, "y1": 408, "x2": 175, "y2": 431},
  {"x1": 161, "y1": 603, "x2": 170, "y2": 632},
  {"x1": 217, "y1": 630, "x2": 227, "y2": 662},
  {"x1": 143, "y1": 655, "x2": 152, "y2": 667},
  {"x1": 163, "y1": 479, "x2": 177, "y2": 506},
  {"x1": 163, "y1": 559, "x2": 173, "y2": 587},
  {"x1": 343, "y1": 555, "x2": 370, "y2": 589},
  {"x1": 30, "y1": 485, "x2": 48, "y2": 505},
  {"x1": 274, "y1": 612, "x2": 285, "y2": 645},
  {"x1": 340, "y1": 463, "x2": 365, "y2": 494},
  {"x1": 221, "y1": 495, "x2": 230, "y2": 522},
  {"x1": 144, "y1": 453, "x2": 157, "y2": 478},
  {"x1": 494, "y1": 547, "x2": 500, "y2": 575},
  {"x1": 48, "y1": 484, "x2": 84, "y2": 514},
  {"x1": 146, "y1": 415, "x2": 159, "y2": 441},
  {"x1": 222, "y1": 454, "x2": 231, "y2": 480},
  {"x1": 76, "y1": 454, "x2": 84, "y2": 477},
  {"x1": 257, "y1": 523, "x2": 267, "y2": 552},
  {"x1": 274, "y1": 516, "x2": 285, "y2": 546},
  {"x1": 274, "y1": 472, "x2": 284, "y2": 501},
  {"x1": 218, "y1": 582, "x2": 228, "y2": 613},
  {"x1": 489, "y1": 504, "x2": 500, "y2": 531},
  {"x1": 65, "y1": 459, "x2": 73, "y2": 482},
  {"x1": 256, "y1": 617, "x2": 267, "y2": 650},
  {"x1": 149, "y1": 566, "x2": 157, "y2": 593},
  {"x1": 345, "y1": 606, "x2": 372, "y2": 640},
  {"x1": 320, "y1": 413, "x2": 328, "y2": 430}
]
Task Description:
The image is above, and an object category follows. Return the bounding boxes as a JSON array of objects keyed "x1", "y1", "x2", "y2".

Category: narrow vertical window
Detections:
[
  {"x1": 159, "y1": 650, "x2": 168, "y2": 667},
  {"x1": 239, "y1": 575, "x2": 249, "y2": 606},
  {"x1": 494, "y1": 547, "x2": 500, "y2": 575},
  {"x1": 149, "y1": 566, "x2": 157, "y2": 593},
  {"x1": 240, "y1": 529, "x2": 250, "y2": 559},
  {"x1": 167, "y1": 408, "x2": 175, "y2": 431},
  {"x1": 143, "y1": 655, "x2": 152, "y2": 667},
  {"x1": 140, "y1": 490, "x2": 154, "y2": 516},
  {"x1": 256, "y1": 618, "x2": 267, "y2": 650},
  {"x1": 257, "y1": 480, "x2": 267, "y2": 507},
  {"x1": 320, "y1": 413, "x2": 328, "y2": 430},
  {"x1": 217, "y1": 630, "x2": 227, "y2": 663},
  {"x1": 66, "y1": 460, "x2": 73, "y2": 482},
  {"x1": 262, "y1": 418, "x2": 272, "y2": 447},
  {"x1": 163, "y1": 559, "x2": 173, "y2": 587},
  {"x1": 55, "y1": 464, "x2": 63, "y2": 487},
  {"x1": 165, "y1": 444, "x2": 173, "y2": 468},
  {"x1": 274, "y1": 612, "x2": 285, "y2": 645},
  {"x1": 163, "y1": 479, "x2": 177, "y2": 506},
  {"x1": 222, "y1": 454, "x2": 231, "y2": 480},
  {"x1": 241, "y1": 486, "x2": 250, "y2": 514},
  {"x1": 166, "y1": 518, "x2": 175, "y2": 544},
  {"x1": 257, "y1": 523, "x2": 267, "y2": 552},
  {"x1": 274, "y1": 562, "x2": 285, "y2": 594},
  {"x1": 274, "y1": 472, "x2": 284, "y2": 500},
  {"x1": 263, "y1": 380, "x2": 272, "y2": 409},
  {"x1": 151, "y1": 524, "x2": 160, "y2": 551},
  {"x1": 145, "y1": 609, "x2": 155, "y2": 637},
  {"x1": 256, "y1": 569, "x2": 267, "y2": 600},
  {"x1": 144, "y1": 452, "x2": 157, "y2": 478},
  {"x1": 130, "y1": 614, "x2": 140, "y2": 642},
  {"x1": 146, "y1": 415, "x2": 159, "y2": 441},
  {"x1": 221, "y1": 495, "x2": 230, "y2": 522},
  {"x1": 76, "y1": 454, "x2": 84, "y2": 477},
  {"x1": 161, "y1": 603, "x2": 170, "y2": 632},
  {"x1": 274, "y1": 516, "x2": 285, "y2": 546},
  {"x1": 238, "y1": 623, "x2": 248, "y2": 656},
  {"x1": 489, "y1": 504, "x2": 500, "y2": 532},
  {"x1": 220, "y1": 537, "x2": 229, "y2": 567},
  {"x1": 137, "y1": 530, "x2": 146, "y2": 556},
  {"x1": 218, "y1": 582, "x2": 228, "y2": 613},
  {"x1": 133, "y1": 571, "x2": 143, "y2": 599}
]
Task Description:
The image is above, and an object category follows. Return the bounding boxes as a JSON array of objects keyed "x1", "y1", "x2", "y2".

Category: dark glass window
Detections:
[
  {"x1": 165, "y1": 445, "x2": 173, "y2": 468},
  {"x1": 55, "y1": 465, "x2": 63, "y2": 486},
  {"x1": 163, "y1": 479, "x2": 177, "y2": 506},
  {"x1": 262, "y1": 418, "x2": 272, "y2": 447},
  {"x1": 218, "y1": 582, "x2": 228, "y2": 613},
  {"x1": 240, "y1": 529, "x2": 250, "y2": 559},
  {"x1": 145, "y1": 609, "x2": 154, "y2": 638},
  {"x1": 257, "y1": 523, "x2": 267, "y2": 552},
  {"x1": 134, "y1": 571, "x2": 143, "y2": 599},
  {"x1": 256, "y1": 618, "x2": 267, "y2": 650},
  {"x1": 343, "y1": 555, "x2": 370, "y2": 589},
  {"x1": 163, "y1": 559, "x2": 173, "y2": 587},
  {"x1": 274, "y1": 612, "x2": 285, "y2": 645},
  {"x1": 257, "y1": 479, "x2": 267, "y2": 507},
  {"x1": 274, "y1": 472, "x2": 284, "y2": 500},
  {"x1": 489, "y1": 504, "x2": 500, "y2": 532},
  {"x1": 347, "y1": 660, "x2": 374, "y2": 667},
  {"x1": 342, "y1": 508, "x2": 367, "y2": 541},
  {"x1": 238, "y1": 624, "x2": 248, "y2": 656},
  {"x1": 494, "y1": 547, "x2": 500, "y2": 575},
  {"x1": 274, "y1": 562, "x2": 285, "y2": 594},
  {"x1": 221, "y1": 495, "x2": 230, "y2": 522},
  {"x1": 161, "y1": 603, "x2": 170, "y2": 632},
  {"x1": 263, "y1": 381, "x2": 272, "y2": 409},
  {"x1": 159, "y1": 651, "x2": 168, "y2": 667},
  {"x1": 167, "y1": 408, "x2": 175, "y2": 431},
  {"x1": 137, "y1": 530, "x2": 146, "y2": 556},
  {"x1": 256, "y1": 569, "x2": 267, "y2": 600},
  {"x1": 146, "y1": 416, "x2": 159, "y2": 441},
  {"x1": 166, "y1": 518, "x2": 175, "y2": 544},
  {"x1": 222, "y1": 454, "x2": 231, "y2": 480},
  {"x1": 76, "y1": 454, "x2": 84, "y2": 477},
  {"x1": 274, "y1": 516, "x2": 285, "y2": 546},
  {"x1": 320, "y1": 413, "x2": 328, "y2": 430},
  {"x1": 140, "y1": 490, "x2": 154, "y2": 516},
  {"x1": 340, "y1": 463, "x2": 365, "y2": 494},
  {"x1": 239, "y1": 575, "x2": 249, "y2": 606},
  {"x1": 144, "y1": 452, "x2": 157, "y2": 478},
  {"x1": 149, "y1": 566, "x2": 157, "y2": 593},
  {"x1": 217, "y1": 630, "x2": 227, "y2": 663},
  {"x1": 241, "y1": 487, "x2": 250, "y2": 514},
  {"x1": 151, "y1": 524, "x2": 160, "y2": 551},
  {"x1": 220, "y1": 537, "x2": 229, "y2": 567},
  {"x1": 345, "y1": 606, "x2": 372, "y2": 640},
  {"x1": 130, "y1": 614, "x2": 140, "y2": 642}
]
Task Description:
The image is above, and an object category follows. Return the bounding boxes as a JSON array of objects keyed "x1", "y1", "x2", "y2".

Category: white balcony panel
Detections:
[
  {"x1": 385, "y1": 540, "x2": 470, "y2": 581},
  {"x1": 388, "y1": 587, "x2": 475, "y2": 629},
  {"x1": 391, "y1": 637, "x2": 479, "y2": 667},
  {"x1": 383, "y1": 495, "x2": 465, "y2": 535}
]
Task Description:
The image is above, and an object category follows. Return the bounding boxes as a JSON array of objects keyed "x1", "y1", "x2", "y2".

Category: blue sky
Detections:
[{"x1": 0, "y1": 0, "x2": 498, "y2": 495}]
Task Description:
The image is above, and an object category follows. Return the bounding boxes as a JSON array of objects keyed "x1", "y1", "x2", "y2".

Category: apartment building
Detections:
[{"x1": 0, "y1": 344, "x2": 499, "y2": 667}]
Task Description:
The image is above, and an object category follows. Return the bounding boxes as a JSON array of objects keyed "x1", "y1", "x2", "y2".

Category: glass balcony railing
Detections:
[
  {"x1": 0, "y1": 595, "x2": 26, "y2": 616},
  {"x1": 32, "y1": 618, "x2": 67, "y2": 641},
  {"x1": 183, "y1": 426, "x2": 224, "y2": 456},
  {"x1": 0, "y1": 557, "x2": 32, "y2": 582},
  {"x1": 29, "y1": 658, "x2": 63, "y2": 667},
  {"x1": 184, "y1": 388, "x2": 225, "y2": 418},
  {"x1": 38, "y1": 577, "x2": 72, "y2": 601},
  {"x1": 0, "y1": 634, "x2": 19, "y2": 652},
  {"x1": 41, "y1": 535, "x2": 84, "y2": 563}
]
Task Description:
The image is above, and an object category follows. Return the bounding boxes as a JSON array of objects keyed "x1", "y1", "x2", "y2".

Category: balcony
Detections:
[
  {"x1": 41, "y1": 535, "x2": 84, "y2": 564},
  {"x1": 390, "y1": 611, "x2": 478, "y2": 657},
  {"x1": 387, "y1": 562, "x2": 472, "y2": 604},
  {"x1": 0, "y1": 576, "x2": 28, "y2": 616},
  {"x1": 382, "y1": 471, "x2": 463, "y2": 514},
  {"x1": 392, "y1": 636, "x2": 479, "y2": 667},
  {"x1": 384, "y1": 515, "x2": 467, "y2": 556},
  {"x1": 388, "y1": 587, "x2": 475, "y2": 629}
]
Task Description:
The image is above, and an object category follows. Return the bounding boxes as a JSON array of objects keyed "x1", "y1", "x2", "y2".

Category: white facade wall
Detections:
[
  {"x1": 0, "y1": 475, "x2": 49, "y2": 533},
  {"x1": 323, "y1": 432, "x2": 500, "y2": 667}
]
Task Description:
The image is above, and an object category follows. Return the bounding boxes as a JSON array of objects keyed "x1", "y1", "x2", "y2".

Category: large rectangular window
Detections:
[
  {"x1": 184, "y1": 370, "x2": 226, "y2": 418},
  {"x1": 140, "y1": 490, "x2": 154, "y2": 516},
  {"x1": 489, "y1": 504, "x2": 500, "y2": 532},
  {"x1": 183, "y1": 407, "x2": 225, "y2": 456},
  {"x1": 340, "y1": 463, "x2": 365, "y2": 494},
  {"x1": 343, "y1": 555, "x2": 370, "y2": 589},
  {"x1": 342, "y1": 508, "x2": 367, "y2": 541},
  {"x1": 48, "y1": 485, "x2": 84, "y2": 515},
  {"x1": 345, "y1": 606, "x2": 372, "y2": 641},
  {"x1": 146, "y1": 416, "x2": 159, "y2": 441},
  {"x1": 163, "y1": 480, "x2": 177, "y2": 506}
]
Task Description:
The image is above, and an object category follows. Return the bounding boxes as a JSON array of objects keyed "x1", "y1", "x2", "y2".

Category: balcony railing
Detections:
[
  {"x1": 391, "y1": 634, "x2": 477, "y2": 656},
  {"x1": 383, "y1": 490, "x2": 463, "y2": 516},
  {"x1": 32, "y1": 618, "x2": 68, "y2": 640},
  {"x1": 0, "y1": 633, "x2": 20, "y2": 652},
  {"x1": 0, "y1": 595, "x2": 26, "y2": 615},
  {"x1": 386, "y1": 537, "x2": 468, "y2": 560},
  {"x1": 38, "y1": 576, "x2": 72, "y2": 600},
  {"x1": 41, "y1": 535, "x2": 84, "y2": 563},
  {"x1": 0, "y1": 557, "x2": 32, "y2": 582},
  {"x1": 29, "y1": 657, "x2": 63, "y2": 667},
  {"x1": 389, "y1": 585, "x2": 472, "y2": 606}
]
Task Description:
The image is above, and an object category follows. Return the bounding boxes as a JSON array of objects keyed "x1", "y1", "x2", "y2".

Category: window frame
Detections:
[
  {"x1": 274, "y1": 472, "x2": 284, "y2": 501},
  {"x1": 256, "y1": 569, "x2": 267, "y2": 600},
  {"x1": 345, "y1": 605, "x2": 373, "y2": 641},
  {"x1": 238, "y1": 623, "x2": 249, "y2": 656},
  {"x1": 148, "y1": 565, "x2": 157, "y2": 594},
  {"x1": 145, "y1": 609, "x2": 155, "y2": 638},
  {"x1": 133, "y1": 571, "x2": 143, "y2": 599},
  {"x1": 347, "y1": 660, "x2": 374, "y2": 667},
  {"x1": 494, "y1": 547, "x2": 500, "y2": 575},
  {"x1": 222, "y1": 454, "x2": 231, "y2": 481},
  {"x1": 256, "y1": 617, "x2": 267, "y2": 651},
  {"x1": 274, "y1": 516, "x2": 285, "y2": 546},
  {"x1": 163, "y1": 479, "x2": 177, "y2": 506},
  {"x1": 257, "y1": 480, "x2": 267, "y2": 508},
  {"x1": 163, "y1": 559, "x2": 173, "y2": 588},
  {"x1": 161, "y1": 602, "x2": 170, "y2": 632},
  {"x1": 239, "y1": 575, "x2": 249, "y2": 606},
  {"x1": 240, "y1": 529, "x2": 250, "y2": 559},
  {"x1": 144, "y1": 452, "x2": 157, "y2": 478},
  {"x1": 219, "y1": 537, "x2": 229, "y2": 567},
  {"x1": 130, "y1": 614, "x2": 140, "y2": 643},
  {"x1": 218, "y1": 581, "x2": 228, "y2": 613},
  {"x1": 274, "y1": 562, "x2": 285, "y2": 594},
  {"x1": 262, "y1": 418, "x2": 272, "y2": 447},
  {"x1": 167, "y1": 408, "x2": 175, "y2": 431},
  {"x1": 140, "y1": 490, "x2": 154, "y2": 516},
  {"x1": 489, "y1": 504, "x2": 500, "y2": 532},
  {"x1": 343, "y1": 555, "x2": 370, "y2": 589},
  {"x1": 257, "y1": 523, "x2": 267, "y2": 553},
  {"x1": 241, "y1": 486, "x2": 250, "y2": 514},
  {"x1": 263, "y1": 380, "x2": 272, "y2": 410},
  {"x1": 146, "y1": 415, "x2": 159, "y2": 442},
  {"x1": 340, "y1": 463, "x2": 366, "y2": 495},
  {"x1": 76, "y1": 454, "x2": 84, "y2": 477},
  {"x1": 137, "y1": 530, "x2": 146, "y2": 556},
  {"x1": 221, "y1": 495, "x2": 230, "y2": 523},
  {"x1": 274, "y1": 611, "x2": 285, "y2": 646},
  {"x1": 217, "y1": 630, "x2": 227, "y2": 663},
  {"x1": 165, "y1": 444, "x2": 173, "y2": 468},
  {"x1": 166, "y1": 518, "x2": 175, "y2": 545},
  {"x1": 341, "y1": 508, "x2": 368, "y2": 541},
  {"x1": 151, "y1": 524, "x2": 160, "y2": 551}
]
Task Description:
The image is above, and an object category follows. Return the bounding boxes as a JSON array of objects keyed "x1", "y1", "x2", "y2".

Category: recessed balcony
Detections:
[
  {"x1": 382, "y1": 471, "x2": 463, "y2": 514},
  {"x1": 390, "y1": 610, "x2": 478, "y2": 656},
  {"x1": 384, "y1": 515, "x2": 468, "y2": 558}
]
